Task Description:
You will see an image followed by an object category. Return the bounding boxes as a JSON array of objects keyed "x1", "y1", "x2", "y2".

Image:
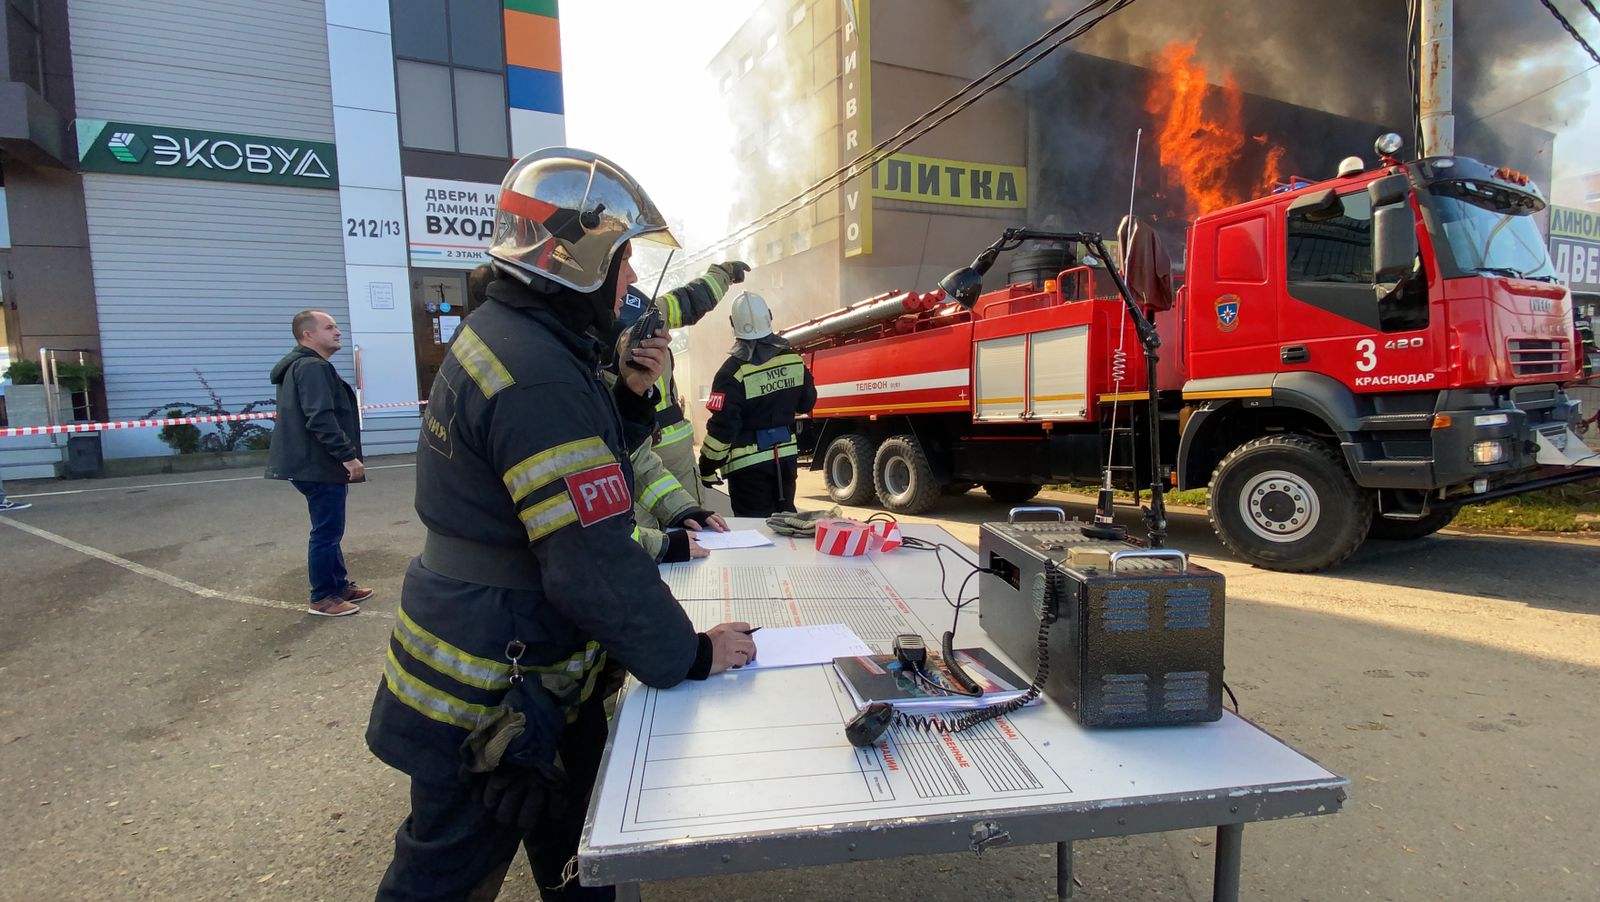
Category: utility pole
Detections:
[{"x1": 1419, "y1": 0, "x2": 1455, "y2": 156}]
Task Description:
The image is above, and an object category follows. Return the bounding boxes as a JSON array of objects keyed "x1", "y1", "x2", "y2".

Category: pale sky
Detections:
[{"x1": 559, "y1": 0, "x2": 766, "y2": 270}]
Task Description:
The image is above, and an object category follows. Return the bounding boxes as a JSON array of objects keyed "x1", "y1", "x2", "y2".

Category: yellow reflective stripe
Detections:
[
  {"x1": 451, "y1": 325, "x2": 514, "y2": 399},
  {"x1": 653, "y1": 375, "x2": 671, "y2": 409},
  {"x1": 734, "y1": 354, "x2": 805, "y2": 380},
  {"x1": 394, "y1": 605, "x2": 511, "y2": 691},
  {"x1": 631, "y1": 525, "x2": 641, "y2": 543},
  {"x1": 722, "y1": 440, "x2": 798, "y2": 474},
  {"x1": 657, "y1": 419, "x2": 693, "y2": 446},
  {"x1": 661, "y1": 291, "x2": 686, "y2": 329},
  {"x1": 503, "y1": 436, "x2": 614, "y2": 503},
  {"x1": 520, "y1": 492, "x2": 578, "y2": 542},
  {"x1": 639, "y1": 473, "x2": 680, "y2": 510},
  {"x1": 525, "y1": 642, "x2": 601, "y2": 676},
  {"x1": 701, "y1": 433, "x2": 731, "y2": 458},
  {"x1": 383, "y1": 647, "x2": 496, "y2": 731}
]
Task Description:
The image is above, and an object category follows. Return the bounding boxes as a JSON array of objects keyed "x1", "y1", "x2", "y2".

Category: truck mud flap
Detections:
[{"x1": 1534, "y1": 426, "x2": 1600, "y2": 468}]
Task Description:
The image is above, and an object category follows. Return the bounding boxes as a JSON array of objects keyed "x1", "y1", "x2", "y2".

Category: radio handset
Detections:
[{"x1": 624, "y1": 249, "x2": 674, "y2": 372}]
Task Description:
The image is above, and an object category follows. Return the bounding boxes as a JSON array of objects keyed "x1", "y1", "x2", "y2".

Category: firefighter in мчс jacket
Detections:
[
  {"x1": 365, "y1": 147, "x2": 756, "y2": 901},
  {"x1": 616, "y1": 259, "x2": 750, "y2": 502},
  {"x1": 698, "y1": 291, "x2": 818, "y2": 517}
]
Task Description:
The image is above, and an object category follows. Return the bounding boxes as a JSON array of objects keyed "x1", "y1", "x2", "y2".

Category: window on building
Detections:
[
  {"x1": 1286, "y1": 190, "x2": 1372, "y2": 283},
  {"x1": 742, "y1": 53, "x2": 755, "y2": 74},
  {"x1": 720, "y1": 72, "x2": 733, "y2": 94},
  {"x1": 765, "y1": 30, "x2": 779, "y2": 54},
  {"x1": 767, "y1": 239, "x2": 784, "y2": 262},
  {"x1": 392, "y1": 0, "x2": 509, "y2": 157},
  {"x1": 790, "y1": 4, "x2": 806, "y2": 29},
  {"x1": 7, "y1": 0, "x2": 43, "y2": 95}
]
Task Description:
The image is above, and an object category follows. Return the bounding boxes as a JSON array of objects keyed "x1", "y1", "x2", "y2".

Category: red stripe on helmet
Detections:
[{"x1": 499, "y1": 189, "x2": 559, "y2": 223}]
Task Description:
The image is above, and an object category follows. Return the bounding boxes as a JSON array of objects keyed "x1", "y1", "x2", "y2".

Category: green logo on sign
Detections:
[
  {"x1": 78, "y1": 120, "x2": 339, "y2": 189},
  {"x1": 108, "y1": 131, "x2": 148, "y2": 163}
]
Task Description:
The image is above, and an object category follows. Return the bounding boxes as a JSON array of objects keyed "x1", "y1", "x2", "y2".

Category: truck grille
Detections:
[{"x1": 1509, "y1": 339, "x2": 1567, "y2": 377}]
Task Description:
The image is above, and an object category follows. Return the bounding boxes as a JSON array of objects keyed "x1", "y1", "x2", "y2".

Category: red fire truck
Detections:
[{"x1": 788, "y1": 136, "x2": 1600, "y2": 572}]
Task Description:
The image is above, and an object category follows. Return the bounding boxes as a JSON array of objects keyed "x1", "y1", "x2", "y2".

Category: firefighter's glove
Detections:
[
  {"x1": 460, "y1": 677, "x2": 567, "y2": 829},
  {"x1": 710, "y1": 261, "x2": 751, "y2": 284},
  {"x1": 698, "y1": 457, "x2": 723, "y2": 487},
  {"x1": 765, "y1": 506, "x2": 843, "y2": 537}
]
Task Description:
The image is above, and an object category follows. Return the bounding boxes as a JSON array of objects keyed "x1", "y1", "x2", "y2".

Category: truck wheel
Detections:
[
  {"x1": 983, "y1": 482, "x2": 1042, "y2": 504},
  {"x1": 1209, "y1": 434, "x2": 1373, "y2": 572},
  {"x1": 874, "y1": 435, "x2": 939, "y2": 514},
  {"x1": 1368, "y1": 505, "x2": 1459, "y2": 541},
  {"x1": 823, "y1": 434, "x2": 878, "y2": 505}
]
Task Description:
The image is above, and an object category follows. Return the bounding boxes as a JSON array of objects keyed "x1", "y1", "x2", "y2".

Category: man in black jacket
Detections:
[{"x1": 265, "y1": 310, "x2": 371, "y2": 617}]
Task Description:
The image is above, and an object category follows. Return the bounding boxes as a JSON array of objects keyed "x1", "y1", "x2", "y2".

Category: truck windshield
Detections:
[{"x1": 1423, "y1": 180, "x2": 1558, "y2": 281}]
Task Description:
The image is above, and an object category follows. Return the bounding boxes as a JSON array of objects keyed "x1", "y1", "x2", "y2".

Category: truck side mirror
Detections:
[
  {"x1": 1372, "y1": 204, "x2": 1418, "y2": 283},
  {"x1": 938, "y1": 266, "x2": 984, "y2": 310}
]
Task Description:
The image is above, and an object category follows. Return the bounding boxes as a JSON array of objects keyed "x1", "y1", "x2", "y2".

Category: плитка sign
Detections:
[{"x1": 76, "y1": 119, "x2": 339, "y2": 189}]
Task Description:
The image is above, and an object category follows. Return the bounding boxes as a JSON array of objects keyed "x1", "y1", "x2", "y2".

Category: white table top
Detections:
[{"x1": 579, "y1": 519, "x2": 1346, "y2": 884}]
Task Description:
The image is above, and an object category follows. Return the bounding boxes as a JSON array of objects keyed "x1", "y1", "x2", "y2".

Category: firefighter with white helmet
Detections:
[
  {"x1": 613, "y1": 256, "x2": 749, "y2": 503},
  {"x1": 698, "y1": 291, "x2": 818, "y2": 516},
  {"x1": 366, "y1": 147, "x2": 755, "y2": 901}
]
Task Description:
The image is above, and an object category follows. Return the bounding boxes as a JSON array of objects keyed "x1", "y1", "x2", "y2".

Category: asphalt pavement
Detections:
[{"x1": 1, "y1": 457, "x2": 1596, "y2": 901}]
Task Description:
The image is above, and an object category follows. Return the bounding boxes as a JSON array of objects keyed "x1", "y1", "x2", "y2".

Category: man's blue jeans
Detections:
[{"x1": 291, "y1": 479, "x2": 349, "y2": 603}]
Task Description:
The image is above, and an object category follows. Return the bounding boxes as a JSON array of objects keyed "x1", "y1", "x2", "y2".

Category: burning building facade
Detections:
[{"x1": 678, "y1": 0, "x2": 1561, "y2": 431}]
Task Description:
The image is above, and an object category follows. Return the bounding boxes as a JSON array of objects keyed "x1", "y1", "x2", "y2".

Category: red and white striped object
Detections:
[
  {"x1": 0, "y1": 400, "x2": 426, "y2": 438},
  {"x1": 815, "y1": 518, "x2": 873, "y2": 556}
]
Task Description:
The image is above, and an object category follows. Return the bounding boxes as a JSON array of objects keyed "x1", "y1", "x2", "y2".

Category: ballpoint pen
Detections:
[{"x1": 741, "y1": 627, "x2": 762, "y2": 635}]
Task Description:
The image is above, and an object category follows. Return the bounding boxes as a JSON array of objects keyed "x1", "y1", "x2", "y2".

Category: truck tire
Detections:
[
  {"x1": 823, "y1": 434, "x2": 878, "y2": 505},
  {"x1": 1368, "y1": 505, "x2": 1459, "y2": 541},
  {"x1": 874, "y1": 435, "x2": 939, "y2": 514},
  {"x1": 1208, "y1": 434, "x2": 1373, "y2": 572},
  {"x1": 983, "y1": 482, "x2": 1042, "y2": 504}
]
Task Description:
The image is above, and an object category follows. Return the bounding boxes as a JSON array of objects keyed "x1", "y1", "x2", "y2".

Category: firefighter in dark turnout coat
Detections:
[
  {"x1": 697, "y1": 291, "x2": 817, "y2": 517},
  {"x1": 367, "y1": 148, "x2": 755, "y2": 902}
]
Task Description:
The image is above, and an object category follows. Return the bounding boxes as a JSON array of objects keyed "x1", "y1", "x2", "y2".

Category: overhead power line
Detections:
[
  {"x1": 647, "y1": 0, "x2": 1140, "y2": 282},
  {"x1": 1540, "y1": 0, "x2": 1600, "y2": 67}
]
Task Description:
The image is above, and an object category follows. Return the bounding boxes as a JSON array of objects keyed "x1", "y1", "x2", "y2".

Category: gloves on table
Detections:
[{"x1": 765, "y1": 506, "x2": 843, "y2": 537}]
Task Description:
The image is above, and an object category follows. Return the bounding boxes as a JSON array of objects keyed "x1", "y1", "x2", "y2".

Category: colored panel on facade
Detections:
[
  {"x1": 507, "y1": 65, "x2": 564, "y2": 114},
  {"x1": 504, "y1": 8, "x2": 562, "y2": 72},
  {"x1": 510, "y1": 108, "x2": 567, "y2": 156},
  {"x1": 504, "y1": 0, "x2": 558, "y2": 17}
]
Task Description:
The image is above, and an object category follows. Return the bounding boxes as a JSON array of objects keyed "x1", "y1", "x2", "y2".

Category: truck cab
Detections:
[{"x1": 1177, "y1": 139, "x2": 1598, "y2": 570}]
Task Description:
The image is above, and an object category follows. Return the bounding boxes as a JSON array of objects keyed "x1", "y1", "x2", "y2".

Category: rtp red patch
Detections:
[
  {"x1": 564, "y1": 463, "x2": 631, "y2": 527},
  {"x1": 707, "y1": 391, "x2": 726, "y2": 412}
]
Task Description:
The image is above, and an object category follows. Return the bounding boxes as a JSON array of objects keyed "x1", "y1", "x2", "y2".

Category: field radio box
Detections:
[{"x1": 978, "y1": 514, "x2": 1225, "y2": 727}]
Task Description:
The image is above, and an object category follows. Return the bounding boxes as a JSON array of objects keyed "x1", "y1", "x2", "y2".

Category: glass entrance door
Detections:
[{"x1": 410, "y1": 270, "x2": 470, "y2": 400}]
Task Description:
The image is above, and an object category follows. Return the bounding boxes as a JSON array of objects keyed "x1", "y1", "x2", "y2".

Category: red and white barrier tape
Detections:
[
  {"x1": 0, "y1": 400, "x2": 426, "y2": 438},
  {"x1": 814, "y1": 518, "x2": 902, "y2": 556}
]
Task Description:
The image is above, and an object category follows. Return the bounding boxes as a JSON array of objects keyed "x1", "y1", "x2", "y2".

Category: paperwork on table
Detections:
[
  {"x1": 689, "y1": 529, "x2": 775, "y2": 550},
  {"x1": 744, "y1": 623, "x2": 873, "y2": 670}
]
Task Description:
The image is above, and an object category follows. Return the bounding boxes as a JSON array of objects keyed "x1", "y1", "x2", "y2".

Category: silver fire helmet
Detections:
[{"x1": 488, "y1": 147, "x2": 679, "y2": 293}]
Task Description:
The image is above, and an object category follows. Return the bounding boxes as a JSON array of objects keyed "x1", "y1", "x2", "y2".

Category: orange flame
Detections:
[{"x1": 1145, "y1": 41, "x2": 1285, "y2": 217}]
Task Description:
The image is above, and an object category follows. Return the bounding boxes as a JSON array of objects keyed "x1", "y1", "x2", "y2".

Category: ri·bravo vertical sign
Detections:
[
  {"x1": 76, "y1": 120, "x2": 338, "y2": 188},
  {"x1": 839, "y1": 0, "x2": 871, "y2": 257}
]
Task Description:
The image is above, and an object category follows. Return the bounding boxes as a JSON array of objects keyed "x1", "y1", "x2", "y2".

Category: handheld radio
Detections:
[{"x1": 624, "y1": 249, "x2": 673, "y2": 371}]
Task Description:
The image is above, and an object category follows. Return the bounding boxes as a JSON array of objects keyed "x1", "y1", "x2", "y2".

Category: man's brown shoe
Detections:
[
  {"x1": 309, "y1": 598, "x2": 360, "y2": 617},
  {"x1": 340, "y1": 584, "x2": 375, "y2": 603}
]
